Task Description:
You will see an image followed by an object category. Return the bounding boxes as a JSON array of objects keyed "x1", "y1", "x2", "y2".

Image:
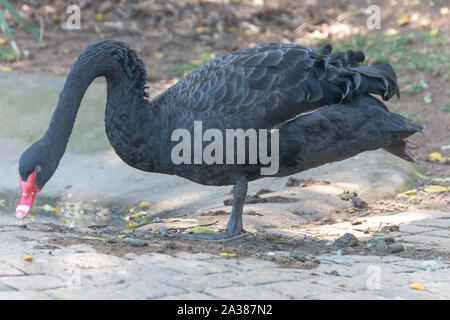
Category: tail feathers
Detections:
[
  {"x1": 379, "y1": 104, "x2": 424, "y2": 162},
  {"x1": 349, "y1": 64, "x2": 400, "y2": 101},
  {"x1": 320, "y1": 44, "x2": 400, "y2": 103},
  {"x1": 328, "y1": 49, "x2": 365, "y2": 68},
  {"x1": 383, "y1": 139, "x2": 417, "y2": 162}
]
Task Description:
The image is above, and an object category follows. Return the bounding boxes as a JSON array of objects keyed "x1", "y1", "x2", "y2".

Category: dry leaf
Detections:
[
  {"x1": 351, "y1": 219, "x2": 364, "y2": 225},
  {"x1": 265, "y1": 236, "x2": 282, "y2": 241},
  {"x1": 82, "y1": 236, "x2": 106, "y2": 241},
  {"x1": 139, "y1": 201, "x2": 151, "y2": 209},
  {"x1": 384, "y1": 28, "x2": 399, "y2": 36},
  {"x1": 424, "y1": 185, "x2": 449, "y2": 193},
  {"x1": 409, "y1": 283, "x2": 425, "y2": 290},
  {"x1": 186, "y1": 226, "x2": 216, "y2": 234},
  {"x1": 22, "y1": 255, "x2": 33, "y2": 262},
  {"x1": 127, "y1": 222, "x2": 138, "y2": 228},
  {"x1": 41, "y1": 204, "x2": 60, "y2": 212},
  {"x1": 396, "y1": 189, "x2": 417, "y2": 197},
  {"x1": 220, "y1": 252, "x2": 237, "y2": 257},
  {"x1": 427, "y1": 152, "x2": 443, "y2": 162}
]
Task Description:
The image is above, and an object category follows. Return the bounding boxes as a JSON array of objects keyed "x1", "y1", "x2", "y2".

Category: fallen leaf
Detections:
[
  {"x1": 139, "y1": 201, "x2": 151, "y2": 209},
  {"x1": 408, "y1": 196, "x2": 422, "y2": 202},
  {"x1": 246, "y1": 210, "x2": 264, "y2": 216},
  {"x1": 427, "y1": 152, "x2": 443, "y2": 162},
  {"x1": 220, "y1": 252, "x2": 237, "y2": 258},
  {"x1": 117, "y1": 234, "x2": 127, "y2": 238},
  {"x1": 0, "y1": 38, "x2": 6, "y2": 45},
  {"x1": 423, "y1": 185, "x2": 449, "y2": 193},
  {"x1": 395, "y1": 15, "x2": 410, "y2": 25},
  {"x1": 428, "y1": 27, "x2": 439, "y2": 36},
  {"x1": 396, "y1": 189, "x2": 417, "y2": 197},
  {"x1": 82, "y1": 236, "x2": 106, "y2": 241},
  {"x1": 41, "y1": 204, "x2": 60, "y2": 212},
  {"x1": 22, "y1": 255, "x2": 33, "y2": 262},
  {"x1": 265, "y1": 236, "x2": 282, "y2": 241},
  {"x1": 127, "y1": 223, "x2": 138, "y2": 228},
  {"x1": 186, "y1": 226, "x2": 216, "y2": 234},
  {"x1": 154, "y1": 52, "x2": 164, "y2": 59},
  {"x1": 195, "y1": 26, "x2": 205, "y2": 34},
  {"x1": 440, "y1": 7, "x2": 449, "y2": 15},
  {"x1": 129, "y1": 211, "x2": 148, "y2": 220},
  {"x1": 409, "y1": 283, "x2": 425, "y2": 290},
  {"x1": 95, "y1": 13, "x2": 103, "y2": 21},
  {"x1": 227, "y1": 26, "x2": 239, "y2": 33},
  {"x1": 423, "y1": 94, "x2": 432, "y2": 104},
  {"x1": 0, "y1": 199, "x2": 5, "y2": 207},
  {"x1": 351, "y1": 219, "x2": 364, "y2": 225},
  {"x1": 384, "y1": 28, "x2": 399, "y2": 36},
  {"x1": 1, "y1": 67, "x2": 12, "y2": 72}
]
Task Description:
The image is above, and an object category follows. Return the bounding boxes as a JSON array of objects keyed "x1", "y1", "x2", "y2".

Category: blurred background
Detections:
[{"x1": 0, "y1": 0, "x2": 448, "y2": 224}]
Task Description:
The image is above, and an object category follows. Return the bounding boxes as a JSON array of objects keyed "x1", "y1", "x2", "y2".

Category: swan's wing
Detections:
[{"x1": 166, "y1": 43, "x2": 397, "y2": 129}]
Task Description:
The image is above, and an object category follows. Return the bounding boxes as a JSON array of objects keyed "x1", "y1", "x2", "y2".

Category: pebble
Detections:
[
  {"x1": 289, "y1": 250, "x2": 307, "y2": 262},
  {"x1": 121, "y1": 238, "x2": 148, "y2": 247},
  {"x1": 334, "y1": 233, "x2": 359, "y2": 247},
  {"x1": 384, "y1": 236, "x2": 396, "y2": 244},
  {"x1": 388, "y1": 243, "x2": 405, "y2": 253}
]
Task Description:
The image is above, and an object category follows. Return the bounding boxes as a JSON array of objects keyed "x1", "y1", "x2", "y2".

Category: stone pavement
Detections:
[{"x1": 0, "y1": 209, "x2": 448, "y2": 300}]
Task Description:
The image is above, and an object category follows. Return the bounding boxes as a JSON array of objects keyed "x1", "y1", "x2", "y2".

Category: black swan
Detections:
[{"x1": 16, "y1": 40, "x2": 422, "y2": 239}]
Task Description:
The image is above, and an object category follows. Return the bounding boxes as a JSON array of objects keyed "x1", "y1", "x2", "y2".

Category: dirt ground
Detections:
[{"x1": 0, "y1": 0, "x2": 448, "y2": 258}]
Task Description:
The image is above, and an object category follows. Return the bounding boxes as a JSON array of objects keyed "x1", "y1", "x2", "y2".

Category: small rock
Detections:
[
  {"x1": 351, "y1": 196, "x2": 368, "y2": 209},
  {"x1": 388, "y1": 243, "x2": 405, "y2": 253},
  {"x1": 383, "y1": 236, "x2": 396, "y2": 244},
  {"x1": 351, "y1": 219, "x2": 364, "y2": 225},
  {"x1": 106, "y1": 237, "x2": 119, "y2": 243},
  {"x1": 367, "y1": 238, "x2": 387, "y2": 252},
  {"x1": 289, "y1": 250, "x2": 307, "y2": 262},
  {"x1": 334, "y1": 233, "x2": 359, "y2": 247},
  {"x1": 255, "y1": 188, "x2": 273, "y2": 196},
  {"x1": 286, "y1": 177, "x2": 329, "y2": 187},
  {"x1": 339, "y1": 191, "x2": 357, "y2": 201},
  {"x1": 121, "y1": 238, "x2": 148, "y2": 247}
]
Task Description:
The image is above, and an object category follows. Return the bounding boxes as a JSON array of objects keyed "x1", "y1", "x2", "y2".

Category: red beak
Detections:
[{"x1": 16, "y1": 172, "x2": 39, "y2": 220}]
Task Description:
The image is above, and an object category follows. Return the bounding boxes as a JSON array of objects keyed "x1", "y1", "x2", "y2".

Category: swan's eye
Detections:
[{"x1": 35, "y1": 165, "x2": 42, "y2": 173}]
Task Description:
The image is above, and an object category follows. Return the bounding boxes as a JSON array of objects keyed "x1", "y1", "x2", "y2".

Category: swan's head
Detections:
[{"x1": 16, "y1": 142, "x2": 58, "y2": 220}]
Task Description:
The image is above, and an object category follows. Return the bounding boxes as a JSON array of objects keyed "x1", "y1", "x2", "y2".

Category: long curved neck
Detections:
[{"x1": 42, "y1": 40, "x2": 148, "y2": 160}]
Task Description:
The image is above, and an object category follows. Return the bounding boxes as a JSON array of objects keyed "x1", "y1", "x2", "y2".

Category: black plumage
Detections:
[{"x1": 17, "y1": 40, "x2": 422, "y2": 239}]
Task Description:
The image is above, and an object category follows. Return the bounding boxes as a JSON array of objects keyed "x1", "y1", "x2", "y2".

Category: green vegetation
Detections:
[
  {"x1": 0, "y1": 45, "x2": 16, "y2": 61},
  {"x1": 172, "y1": 47, "x2": 216, "y2": 76},
  {"x1": 330, "y1": 29, "x2": 449, "y2": 75},
  {"x1": 0, "y1": 0, "x2": 41, "y2": 61}
]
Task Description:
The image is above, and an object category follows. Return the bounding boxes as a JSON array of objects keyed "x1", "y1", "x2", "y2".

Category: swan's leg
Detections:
[{"x1": 171, "y1": 175, "x2": 248, "y2": 240}]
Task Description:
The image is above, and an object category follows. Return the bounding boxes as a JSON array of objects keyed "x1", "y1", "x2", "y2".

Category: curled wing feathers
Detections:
[{"x1": 166, "y1": 43, "x2": 399, "y2": 128}]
